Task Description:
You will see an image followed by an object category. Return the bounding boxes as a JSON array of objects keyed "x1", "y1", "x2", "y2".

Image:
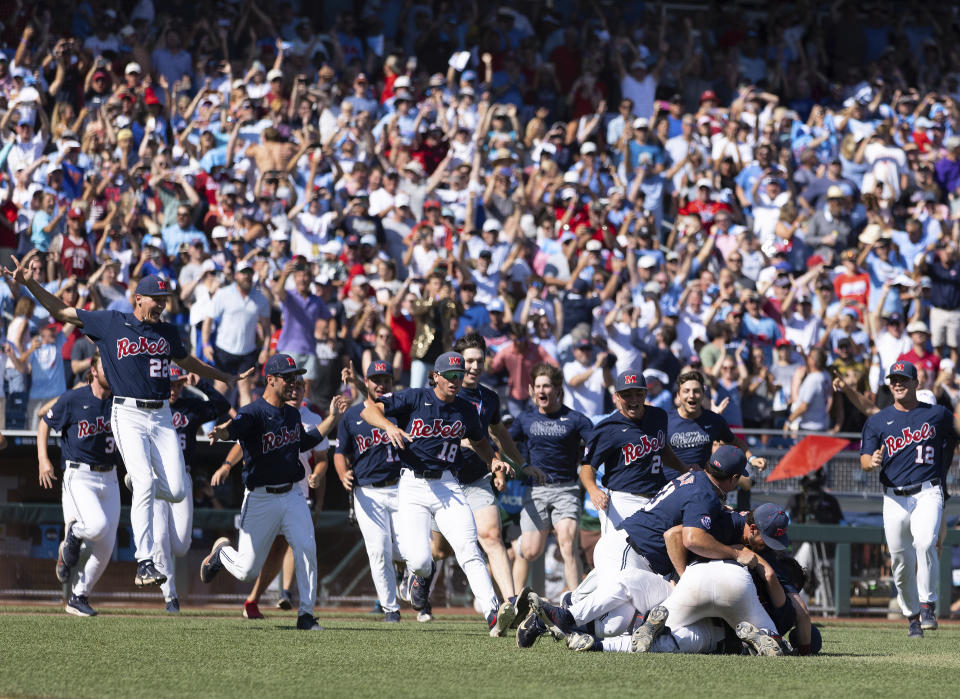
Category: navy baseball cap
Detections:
[
  {"x1": 887, "y1": 360, "x2": 918, "y2": 381},
  {"x1": 169, "y1": 365, "x2": 187, "y2": 380},
  {"x1": 434, "y1": 351, "x2": 465, "y2": 373},
  {"x1": 753, "y1": 503, "x2": 790, "y2": 551},
  {"x1": 265, "y1": 353, "x2": 307, "y2": 376},
  {"x1": 571, "y1": 278, "x2": 591, "y2": 295},
  {"x1": 135, "y1": 275, "x2": 173, "y2": 296},
  {"x1": 366, "y1": 359, "x2": 393, "y2": 378},
  {"x1": 615, "y1": 370, "x2": 646, "y2": 392},
  {"x1": 709, "y1": 445, "x2": 748, "y2": 478}
]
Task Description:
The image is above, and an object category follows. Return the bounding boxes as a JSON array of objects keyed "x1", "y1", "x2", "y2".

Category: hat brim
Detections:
[
  {"x1": 886, "y1": 370, "x2": 916, "y2": 380},
  {"x1": 137, "y1": 289, "x2": 173, "y2": 297},
  {"x1": 270, "y1": 368, "x2": 308, "y2": 377},
  {"x1": 760, "y1": 532, "x2": 788, "y2": 551}
]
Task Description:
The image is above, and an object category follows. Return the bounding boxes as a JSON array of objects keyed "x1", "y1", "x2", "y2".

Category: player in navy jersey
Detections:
[
  {"x1": 200, "y1": 353, "x2": 337, "y2": 631},
  {"x1": 6, "y1": 252, "x2": 252, "y2": 588},
  {"x1": 153, "y1": 365, "x2": 231, "y2": 612},
  {"x1": 37, "y1": 351, "x2": 119, "y2": 617},
  {"x1": 861, "y1": 360, "x2": 960, "y2": 637},
  {"x1": 667, "y1": 371, "x2": 766, "y2": 507},
  {"x1": 512, "y1": 362, "x2": 593, "y2": 596},
  {"x1": 361, "y1": 351, "x2": 513, "y2": 633},
  {"x1": 580, "y1": 370, "x2": 689, "y2": 535},
  {"x1": 335, "y1": 360, "x2": 405, "y2": 622}
]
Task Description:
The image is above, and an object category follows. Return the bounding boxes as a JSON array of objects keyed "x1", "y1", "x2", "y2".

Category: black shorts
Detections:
[{"x1": 213, "y1": 346, "x2": 259, "y2": 374}]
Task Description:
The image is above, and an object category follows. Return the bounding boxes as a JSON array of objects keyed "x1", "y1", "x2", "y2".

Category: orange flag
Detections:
[{"x1": 765, "y1": 436, "x2": 851, "y2": 482}]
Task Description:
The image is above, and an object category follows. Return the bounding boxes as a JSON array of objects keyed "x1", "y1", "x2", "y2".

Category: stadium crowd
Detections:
[{"x1": 2, "y1": 0, "x2": 960, "y2": 447}]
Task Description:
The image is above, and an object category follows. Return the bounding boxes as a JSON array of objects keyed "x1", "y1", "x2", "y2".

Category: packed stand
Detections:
[{"x1": 1, "y1": 0, "x2": 960, "y2": 440}]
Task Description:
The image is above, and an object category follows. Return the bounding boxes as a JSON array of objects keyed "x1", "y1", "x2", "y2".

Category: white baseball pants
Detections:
[
  {"x1": 62, "y1": 467, "x2": 120, "y2": 597},
  {"x1": 396, "y1": 468, "x2": 498, "y2": 616},
  {"x1": 570, "y1": 568, "x2": 672, "y2": 637},
  {"x1": 111, "y1": 400, "x2": 187, "y2": 562},
  {"x1": 355, "y1": 484, "x2": 403, "y2": 613},
  {"x1": 571, "y1": 527, "x2": 653, "y2": 602},
  {"x1": 219, "y1": 486, "x2": 318, "y2": 615},
  {"x1": 599, "y1": 491, "x2": 651, "y2": 534},
  {"x1": 155, "y1": 477, "x2": 194, "y2": 602},
  {"x1": 882, "y1": 482, "x2": 943, "y2": 617}
]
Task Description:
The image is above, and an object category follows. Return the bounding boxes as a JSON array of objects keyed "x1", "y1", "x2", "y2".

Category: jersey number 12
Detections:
[{"x1": 915, "y1": 445, "x2": 934, "y2": 465}]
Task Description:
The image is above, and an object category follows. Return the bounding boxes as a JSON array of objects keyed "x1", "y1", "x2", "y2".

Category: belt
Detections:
[
  {"x1": 253, "y1": 483, "x2": 294, "y2": 494},
  {"x1": 407, "y1": 469, "x2": 444, "y2": 480},
  {"x1": 887, "y1": 478, "x2": 940, "y2": 497},
  {"x1": 115, "y1": 397, "x2": 164, "y2": 409},
  {"x1": 368, "y1": 476, "x2": 400, "y2": 488},
  {"x1": 625, "y1": 491, "x2": 658, "y2": 498},
  {"x1": 66, "y1": 460, "x2": 114, "y2": 472}
]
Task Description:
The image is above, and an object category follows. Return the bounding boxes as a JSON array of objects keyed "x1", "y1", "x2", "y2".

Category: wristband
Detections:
[{"x1": 222, "y1": 462, "x2": 233, "y2": 469}]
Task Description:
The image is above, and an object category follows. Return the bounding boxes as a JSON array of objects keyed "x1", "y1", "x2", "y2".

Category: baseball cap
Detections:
[
  {"x1": 700, "y1": 89, "x2": 718, "y2": 103},
  {"x1": 67, "y1": 207, "x2": 85, "y2": 219},
  {"x1": 212, "y1": 225, "x2": 229, "y2": 239},
  {"x1": 632, "y1": 117, "x2": 650, "y2": 129},
  {"x1": 775, "y1": 338, "x2": 792, "y2": 348},
  {"x1": 614, "y1": 370, "x2": 646, "y2": 392},
  {"x1": 585, "y1": 239, "x2": 603, "y2": 252},
  {"x1": 125, "y1": 62, "x2": 142, "y2": 75},
  {"x1": 708, "y1": 445, "x2": 748, "y2": 478},
  {"x1": 571, "y1": 278, "x2": 591, "y2": 295},
  {"x1": 581, "y1": 142, "x2": 597, "y2": 154},
  {"x1": 906, "y1": 321, "x2": 930, "y2": 335},
  {"x1": 887, "y1": 360, "x2": 918, "y2": 381},
  {"x1": 575, "y1": 338, "x2": 594, "y2": 352},
  {"x1": 265, "y1": 353, "x2": 307, "y2": 376},
  {"x1": 638, "y1": 255, "x2": 658, "y2": 269},
  {"x1": 169, "y1": 365, "x2": 187, "y2": 381},
  {"x1": 826, "y1": 185, "x2": 845, "y2": 199},
  {"x1": 366, "y1": 360, "x2": 393, "y2": 378},
  {"x1": 642, "y1": 368, "x2": 669, "y2": 386},
  {"x1": 360, "y1": 233, "x2": 378, "y2": 247},
  {"x1": 488, "y1": 299, "x2": 505, "y2": 313},
  {"x1": 752, "y1": 503, "x2": 790, "y2": 551},
  {"x1": 434, "y1": 351, "x2": 465, "y2": 373},
  {"x1": 135, "y1": 275, "x2": 173, "y2": 296}
]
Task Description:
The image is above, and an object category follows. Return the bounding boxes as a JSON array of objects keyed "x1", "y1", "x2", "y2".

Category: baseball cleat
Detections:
[
  {"x1": 566, "y1": 632, "x2": 599, "y2": 652},
  {"x1": 516, "y1": 610, "x2": 547, "y2": 648},
  {"x1": 65, "y1": 594, "x2": 97, "y2": 617},
  {"x1": 417, "y1": 602, "x2": 434, "y2": 623},
  {"x1": 134, "y1": 559, "x2": 167, "y2": 587},
  {"x1": 511, "y1": 585, "x2": 532, "y2": 629},
  {"x1": 165, "y1": 598, "x2": 180, "y2": 614},
  {"x1": 908, "y1": 617, "x2": 924, "y2": 638},
  {"x1": 200, "y1": 537, "x2": 230, "y2": 583},
  {"x1": 528, "y1": 591, "x2": 575, "y2": 639},
  {"x1": 920, "y1": 604, "x2": 938, "y2": 630},
  {"x1": 490, "y1": 600, "x2": 517, "y2": 638},
  {"x1": 409, "y1": 563, "x2": 435, "y2": 611},
  {"x1": 277, "y1": 590, "x2": 293, "y2": 610},
  {"x1": 397, "y1": 570, "x2": 412, "y2": 603},
  {"x1": 486, "y1": 611, "x2": 497, "y2": 632},
  {"x1": 384, "y1": 611, "x2": 401, "y2": 623},
  {"x1": 735, "y1": 621, "x2": 784, "y2": 656},
  {"x1": 56, "y1": 523, "x2": 82, "y2": 583},
  {"x1": 243, "y1": 601, "x2": 264, "y2": 619},
  {"x1": 631, "y1": 605, "x2": 669, "y2": 653},
  {"x1": 296, "y1": 613, "x2": 323, "y2": 630}
]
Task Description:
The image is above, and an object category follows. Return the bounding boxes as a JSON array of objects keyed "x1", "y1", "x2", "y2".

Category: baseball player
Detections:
[
  {"x1": 6, "y1": 252, "x2": 251, "y2": 587},
  {"x1": 512, "y1": 362, "x2": 593, "y2": 594},
  {"x1": 861, "y1": 360, "x2": 960, "y2": 637},
  {"x1": 153, "y1": 365, "x2": 231, "y2": 612},
  {"x1": 360, "y1": 351, "x2": 513, "y2": 632},
  {"x1": 38, "y1": 351, "x2": 119, "y2": 617},
  {"x1": 334, "y1": 360, "x2": 405, "y2": 622},
  {"x1": 580, "y1": 370, "x2": 688, "y2": 535},
  {"x1": 667, "y1": 371, "x2": 766, "y2": 477},
  {"x1": 200, "y1": 353, "x2": 335, "y2": 630}
]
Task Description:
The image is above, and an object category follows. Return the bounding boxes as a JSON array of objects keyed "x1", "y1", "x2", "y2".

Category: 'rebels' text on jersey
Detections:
[
  {"x1": 335, "y1": 403, "x2": 402, "y2": 486},
  {"x1": 861, "y1": 403, "x2": 959, "y2": 488},
  {"x1": 587, "y1": 407, "x2": 669, "y2": 496},
  {"x1": 44, "y1": 384, "x2": 118, "y2": 468}
]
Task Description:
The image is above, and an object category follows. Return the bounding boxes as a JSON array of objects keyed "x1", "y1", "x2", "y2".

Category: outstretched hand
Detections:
[
  {"x1": 2, "y1": 251, "x2": 39, "y2": 285},
  {"x1": 209, "y1": 419, "x2": 233, "y2": 443}
]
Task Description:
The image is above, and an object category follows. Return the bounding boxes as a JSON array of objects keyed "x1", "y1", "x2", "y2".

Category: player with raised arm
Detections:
[
  {"x1": 361, "y1": 351, "x2": 514, "y2": 633},
  {"x1": 4, "y1": 251, "x2": 252, "y2": 588},
  {"x1": 38, "y1": 351, "x2": 119, "y2": 617},
  {"x1": 860, "y1": 360, "x2": 960, "y2": 637},
  {"x1": 153, "y1": 365, "x2": 231, "y2": 612},
  {"x1": 200, "y1": 353, "x2": 337, "y2": 631}
]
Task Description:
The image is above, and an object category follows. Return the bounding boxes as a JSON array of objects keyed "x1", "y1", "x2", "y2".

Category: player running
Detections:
[
  {"x1": 38, "y1": 351, "x2": 119, "y2": 617},
  {"x1": 153, "y1": 365, "x2": 231, "y2": 612},
  {"x1": 200, "y1": 353, "x2": 339, "y2": 630},
  {"x1": 5, "y1": 252, "x2": 251, "y2": 588},
  {"x1": 861, "y1": 360, "x2": 960, "y2": 637},
  {"x1": 361, "y1": 351, "x2": 513, "y2": 633}
]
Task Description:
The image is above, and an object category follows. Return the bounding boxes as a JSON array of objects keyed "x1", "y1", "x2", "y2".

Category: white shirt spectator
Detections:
[
  {"x1": 207, "y1": 283, "x2": 270, "y2": 355},
  {"x1": 563, "y1": 359, "x2": 605, "y2": 418},
  {"x1": 620, "y1": 73, "x2": 657, "y2": 119}
]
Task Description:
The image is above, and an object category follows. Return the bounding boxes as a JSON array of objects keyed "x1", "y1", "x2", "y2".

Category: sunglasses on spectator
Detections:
[{"x1": 439, "y1": 371, "x2": 464, "y2": 382}]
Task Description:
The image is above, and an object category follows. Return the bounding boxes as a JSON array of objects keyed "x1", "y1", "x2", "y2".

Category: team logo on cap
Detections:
[
  {"x1": 286, "y1": 356, "x2": 295, "y2": 367},
  {"x1": 893, "y1": 362, "x2": 904, "y2": 372},
  {"x1": 156, "y1": 279, "x2": 167, "y2": 290},
  {"x1": 623, "y1": 374, "x2": 638, "y2": 385},
  {"x1": 448, "y1": 356, "x2": 462, "y2": 367},
  {"x1": 774, "y1": 527, "x2": 786, "y2": 537},
  {"x1": 374, "y1": 362, "x2": 386, "y2": 372}
]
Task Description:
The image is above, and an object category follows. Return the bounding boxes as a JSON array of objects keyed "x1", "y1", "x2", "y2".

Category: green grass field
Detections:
[{"x1": 1, "y1": 606, "x2": 958, "y2": 698}]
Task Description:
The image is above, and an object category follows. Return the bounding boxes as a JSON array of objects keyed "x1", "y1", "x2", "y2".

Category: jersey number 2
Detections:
[{"x1": 915, "y1": 445, "x2": 934, "y2": 465}]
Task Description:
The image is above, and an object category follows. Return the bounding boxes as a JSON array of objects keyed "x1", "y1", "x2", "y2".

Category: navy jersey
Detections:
[
  {"x1": 77, "y1": 309, "x2": 188, "y2": 400},
  {"x1": 513, "y1": 405, "x2": 593, "y2": 483},
  {"x1": 377, "y1": 387, "x2": 484, "y2": 473},
  {"x1": 456, "y1": 383, "x2": 503, "y2": 484},
  {"x1": 586, "y1": 407, "x2": 669, "y2": 495},
  {"x1": 43, "y1": 384, "x2": 117, "y2": 468},
  {"x1": 228, "y1": 398, "x2": 324, "y2": 489},
  {"x1": 620, "y1": 471, "x2": 736, "y2": 576},
  {"x1": 335, "y1": 403, "x2": 402, "y2": 486},
  {"x1": 666, "y1": 408, "x2": 736, "y2": 479},
  {"x1": 861, "y1": 403, "x2": 959, "y2": 487},
  {"x1": 171, "y1": 382, "x2": 231, "y2": 467}
]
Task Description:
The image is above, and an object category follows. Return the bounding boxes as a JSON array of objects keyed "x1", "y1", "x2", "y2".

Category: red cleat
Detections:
[{"x1": 243, "y1": 601, "x2": 265, "y2": 619}]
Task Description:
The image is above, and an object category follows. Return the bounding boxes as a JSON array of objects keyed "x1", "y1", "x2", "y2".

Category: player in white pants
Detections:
[{"x1": 38, "y1": 352, "x2": 120, "y2": 617}]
